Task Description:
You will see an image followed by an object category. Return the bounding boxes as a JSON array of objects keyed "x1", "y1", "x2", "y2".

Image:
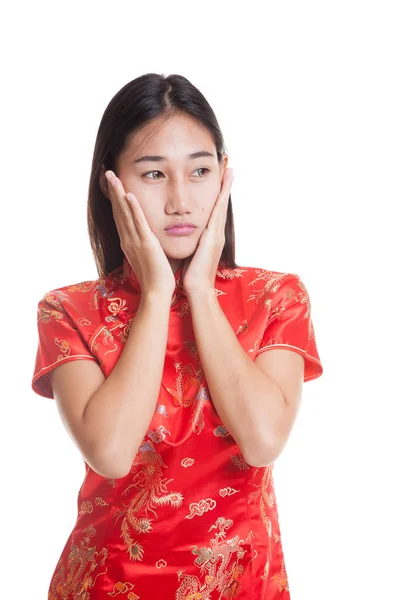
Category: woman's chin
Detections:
[{"x1": 161, "y1": 240, "x2": 198, "y2": 259}]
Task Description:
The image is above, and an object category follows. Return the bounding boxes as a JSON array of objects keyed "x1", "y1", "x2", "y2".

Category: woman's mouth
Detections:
[{"x1": 165, "y1": 226, "x2": 197, "y2": 236}]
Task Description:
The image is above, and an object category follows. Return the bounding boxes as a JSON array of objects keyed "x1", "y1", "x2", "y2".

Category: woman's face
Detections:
[{"x1": 103, "y1": 113, "x2": 228, "y2": 274}]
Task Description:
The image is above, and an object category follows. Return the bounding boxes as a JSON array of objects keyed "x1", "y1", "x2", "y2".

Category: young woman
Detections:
[{"x1": 32, "y1": 73, "x2": 323, "y2": 599}]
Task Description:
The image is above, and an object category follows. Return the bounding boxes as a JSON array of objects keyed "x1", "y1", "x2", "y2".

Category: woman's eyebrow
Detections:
[{"x1": 132, "y1": 151, "x2": 215, "y2": 164}]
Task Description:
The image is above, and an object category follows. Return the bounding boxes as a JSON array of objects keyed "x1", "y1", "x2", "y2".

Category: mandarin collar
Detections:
[
  {"x1": 121, "y1": 254, "x2": 229, "y2": 302},
  {"x1": 122, "y1": 254, "x2": 185, "y2": 296}
]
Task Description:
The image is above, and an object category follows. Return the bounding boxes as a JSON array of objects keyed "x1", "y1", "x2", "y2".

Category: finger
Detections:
[
  {"x1": 215, "y1": 168, "x2": 234, "y2": 209},
  {"x1": 106, "y1": 172, "x2": 133, "y2": 233},
  {"x1": 124, "y1": 192, "x2": 155, "y2": 243},
  {"x1": 221, "y1": 168, "x2": 234, "y2": 199},
  {"x1": 208, "y1": 169, "x2": 234, "y2": 231},
  {"x1": 105, "y1": 171, "x2": 140, "y2": 245},
  {"x1": 105, "y1": 172, "x2": 154, "y2": 242}
]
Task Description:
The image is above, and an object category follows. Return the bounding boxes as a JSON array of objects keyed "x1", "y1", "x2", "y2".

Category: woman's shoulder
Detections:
[
  {"x1": 218, "y1": 263, "x2": 297, "y2": 284},
  {"x1": 38, "y1": 263, "x2": 127, "y2": 304},
  {"x1": 38, "y1": 276, "x2": 101, "y2": 310},
  {"x1": 36, "y1": 266, "x2": 126, "y2": 321}
]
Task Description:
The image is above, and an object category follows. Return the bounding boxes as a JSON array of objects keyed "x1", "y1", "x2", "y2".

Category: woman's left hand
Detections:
[{"x1": 182, "y1": 167, "x2": 234, "y2": 297}]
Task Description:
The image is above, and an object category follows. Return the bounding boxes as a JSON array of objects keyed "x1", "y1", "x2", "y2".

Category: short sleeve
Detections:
[
  {"x1": 255, "y1": 273, "x2": 323, "y2": 382},
  {"x1": 32, "y1": 291, "x2": 99, "y2": 399}
]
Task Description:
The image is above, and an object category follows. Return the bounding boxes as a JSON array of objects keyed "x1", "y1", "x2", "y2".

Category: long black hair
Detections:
[{"x1": 87, "y1": 73, "x2": 238, "y2": 279}]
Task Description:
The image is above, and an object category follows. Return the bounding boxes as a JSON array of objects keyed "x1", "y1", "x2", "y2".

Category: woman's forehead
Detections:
[{"x1": 124, "y1": 114, "x2": 215, "y2": 159}]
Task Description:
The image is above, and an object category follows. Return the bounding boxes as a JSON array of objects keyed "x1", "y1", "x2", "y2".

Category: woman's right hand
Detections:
[{"x1": 105, "y1": 170, "x2": 176, "y2": 297}]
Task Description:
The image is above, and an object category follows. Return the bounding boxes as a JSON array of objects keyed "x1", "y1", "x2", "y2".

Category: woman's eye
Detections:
[
  {"x1": 142, "y1": 168, "x2": 210, "y2": 180},
  {"x1": 143, "y1": 171, "x2": 163, "y2": 180},
  {"x1": 194, "y1": 168, "x2": 210, "y2": 177}
]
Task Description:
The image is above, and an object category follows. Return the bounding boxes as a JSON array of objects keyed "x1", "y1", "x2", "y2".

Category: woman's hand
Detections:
[
  {"x1": 105, "y1": 170, "x2": 176, "y2": 297},
  {"x1": 182, "y1": 168, "x2": 234, "y2": 296}
]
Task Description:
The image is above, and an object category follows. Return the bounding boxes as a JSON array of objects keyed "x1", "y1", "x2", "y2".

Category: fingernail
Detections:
[{"x1": 106, "y1": 171, "x2": 116, "y2": 185}]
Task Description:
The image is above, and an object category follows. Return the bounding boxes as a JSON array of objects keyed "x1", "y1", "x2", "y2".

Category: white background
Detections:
[{"x1": 1, "y1": 1, "x2": 399, "y2": 598}]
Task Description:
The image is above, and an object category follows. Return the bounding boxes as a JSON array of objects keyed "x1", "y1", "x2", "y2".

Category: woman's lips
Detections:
[{"x1": 165, "y1": 226, "x2": 197, "y2": 235}]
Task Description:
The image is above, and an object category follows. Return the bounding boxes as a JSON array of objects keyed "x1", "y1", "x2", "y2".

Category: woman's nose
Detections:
[{"x1": 166, "y1": 181, "x2": 193, "y2": 211}]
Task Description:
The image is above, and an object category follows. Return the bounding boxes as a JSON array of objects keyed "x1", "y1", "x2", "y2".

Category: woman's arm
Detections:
[
  {"x1": 81, "y1": 292, "x2": 171, "y2": 478},
  {"x1": 188, "y1": 290, "x2": 291, "y2": 467}
]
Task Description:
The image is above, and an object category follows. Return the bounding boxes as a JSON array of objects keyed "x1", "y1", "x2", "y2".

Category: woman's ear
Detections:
[
  {"x1": 220, "y1": 154, "x2": 228, "y2": 188},
  {"x1": 220, "y1": 154, "x2": 229, "y2": 184},
  {"x1": 99, "y1": 164, "x2": 111, "y2": 200}
]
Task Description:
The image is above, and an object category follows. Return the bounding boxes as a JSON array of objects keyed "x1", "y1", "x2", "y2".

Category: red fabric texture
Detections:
[{"x1": 32, "y1": 257, "x2": 323, "y2": 599}]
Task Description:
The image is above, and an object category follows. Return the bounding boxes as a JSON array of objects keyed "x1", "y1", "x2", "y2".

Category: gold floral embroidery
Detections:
[
  {"x1": 106, "y1": 296, "x2": 129, "y2": 317},
  {"x1": 248, "y1": 467, "x2": 290, "y2": 592},
  {"x1": 117, "y1": 318, "x2": 133, "y2": 343},
  {"x1": 185, "y1": 498, "x2": 217, "y2": 519},
  {"x1": 248, "y1": 467, "x2": 274, "y2": 538},
  {"x1": 89, "y1": 279, "x2": 114, "y2": 311},
  {"x1": 147, "y1": 425, "x2": 172, "y2": 444},
  {"x1": 38, "y1": 299, "x2": 65, "y2": 324},
  {"x1": 236, "y1": 320, "x2": 249, "y2": 336},
  {"x1": 111, "y1": 439, "x2": 183, "y2": 562},
  {"x1": 190, "y1": 386, "x2": 210, "y2": 434},
  {"x1": 48, "y1": 524, "x2": 108, "y2": 600},
  {"x1": 77, "y1": 498, "x2": 110, "y2": 516},
  {"x1": 214, "y1": 425, "x2": 229, "y2": 437},
  {"x1": 155, "y1": 559, "x2": 167, "y2": 569},
  {"x1": 248, "y1": 338, "x2": 262, "y2": 356},
  {"x1": 230, "y1": 453, "x2": 249, "y2": 471},
  {"x1": 167, "y1": 362, "x2": 203, "y2": 408},
  {"x1": 217, "y1": 267, "x2": 247, "y2": 280},
  {"x1": 78, "y1": 501, "x2": 93, "y2": 516},
  {"x1": 185, "y1": 339, "x2": 199, "y2": 357},
  {"x1": 175, "y1": 517, "x2": 254, "y2": 599},
  {"x1": 91, "y1": 327, "x2": 118, "y2": 360},
  {"x1": 107, "y1": 581, "x2": 140, "y2": 598},
  {"x1": 95, "y1": 497, "x2": 109, "y2": 507},
  {"x1": 181, "y1": 458, "x2": 195, "y2": 468},
  {"x1": 104, "y1": 296, "x2": 135, "y2": 344},
  {"x1": 154, "y1": 403, "x2": 171, "y2": 418},
  {"x1": 166, "y1": 363, "x2": 209, "y2": 434},
  {"x1": 296, "y1": 278, "x2": 311, "y2": 319},
  {"x1": 270, "y1": 560, "x2": 290, "y2": 594},
  {"x1": 247, "y1": 271, "x2": 288, "y2": 306},
  {"x1": 68, "y1": 281, "x2": 98, "y2": 294},
  {"x1": 177, "y1": 299, "x2": 191, "y2": 317},
  {"x1": 76, "y1": 316, "x2": 92, "y2": 327},
  {"x1": 54, "y1": 337, "x2": 72, "y2": 361},
  {"x1": 219, "y1": 487, "x2": 239, "y2": 497}
]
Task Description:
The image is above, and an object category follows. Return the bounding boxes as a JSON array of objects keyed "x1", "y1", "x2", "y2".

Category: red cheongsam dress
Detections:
[{"x1": 32, "y1": 255, "x2": 323, "y2": 599}]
